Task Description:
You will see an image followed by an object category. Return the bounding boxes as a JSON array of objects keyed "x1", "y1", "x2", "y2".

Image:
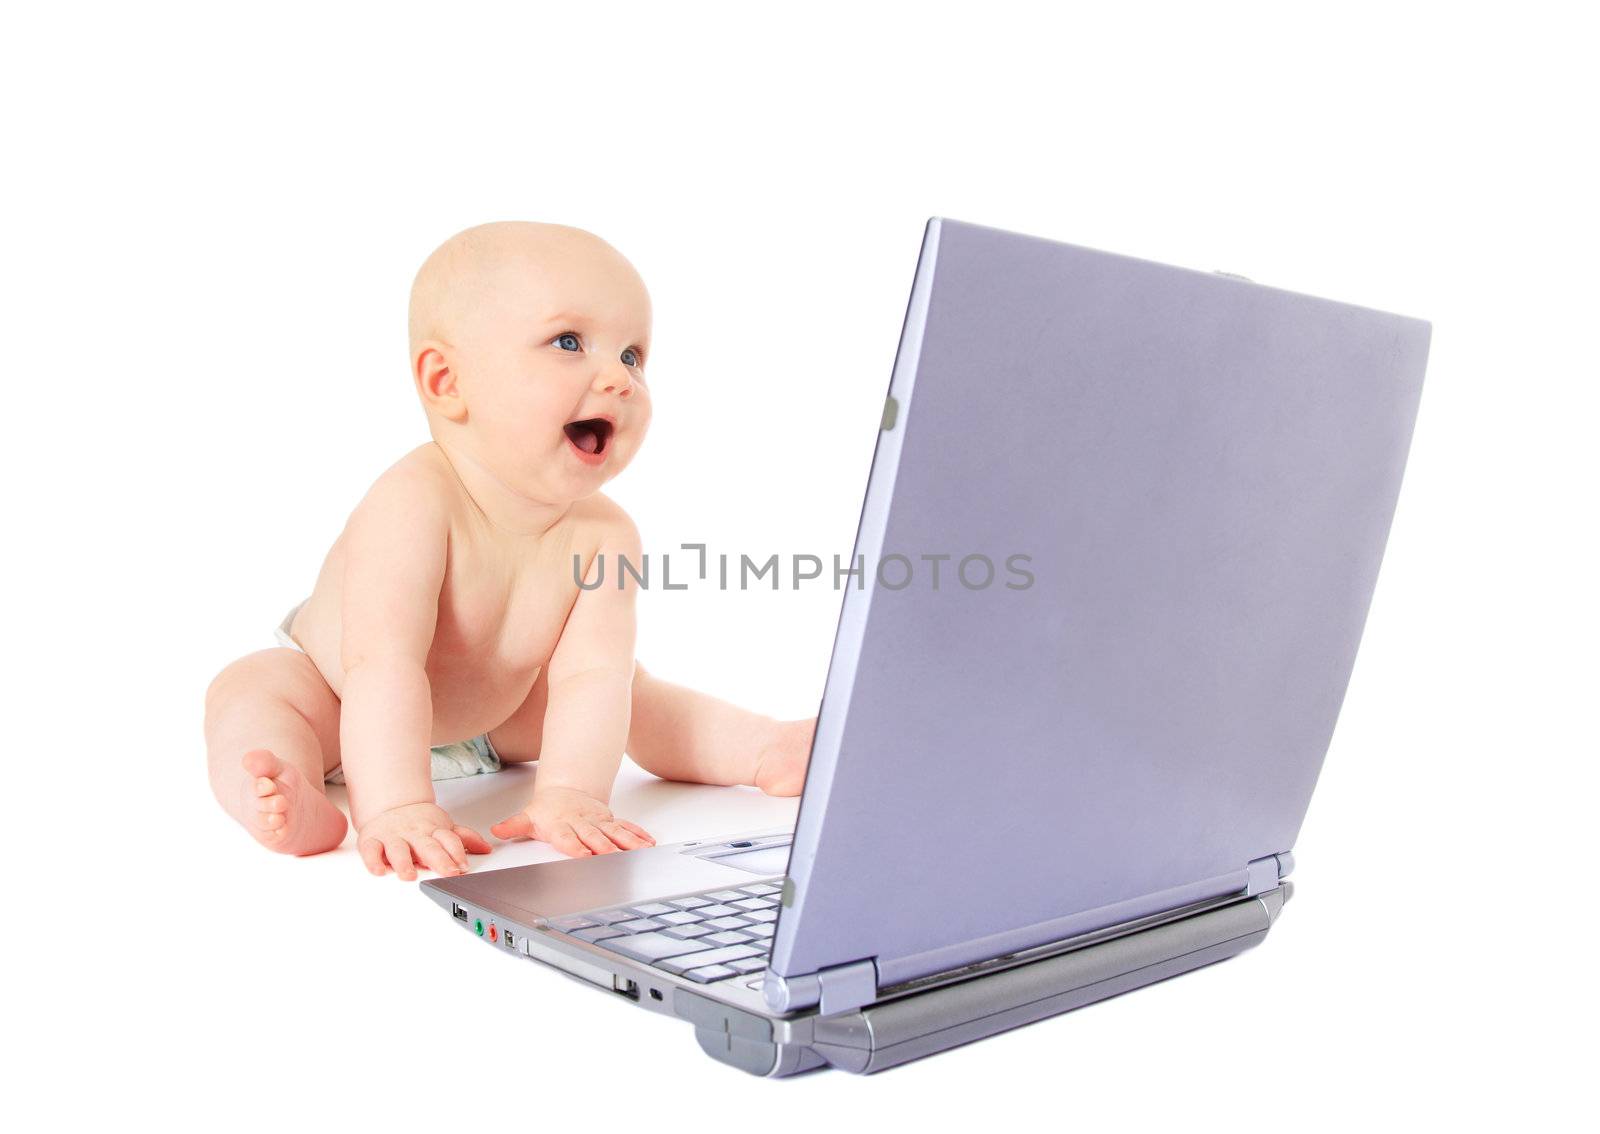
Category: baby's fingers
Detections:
[
  {"x1": 548, "y1": 822, "x2": 594, "y2": 858},
  {"x1": 383, "y1": 838, "x2": 418, "y2": 882},
  {"x1": 613, "y1": 818, "x2": 656, "y2": 846},
  {"x1": 573, "y1": 820, "x2": 622, "y2": 856},
  {"x1": 410, "y1": 834, "x2": 462, "y2": 877},
  {"x1": 599, "y1": 820, "x2": 651, "y2": 851},
  {"x1": 358, "y1": 835, "x2": 388, "y2": 877},
  {"x1": 434, "y1": 828, "x2": 471, "y2": 871},
  {"x1": 489, "y1": 813, "x2": 533, "y2": 841},
  {"x1": 453, "y1": 825, "x2": 493, "y2": 855}
]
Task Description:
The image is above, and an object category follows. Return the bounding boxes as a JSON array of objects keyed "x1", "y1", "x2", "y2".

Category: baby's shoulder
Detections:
[
  {"x1": 347, "y1": 446, "x2": 458, "y2": 532},
  {"x1": 564, "y1": 492, "x2": 641, "y2": 554}
]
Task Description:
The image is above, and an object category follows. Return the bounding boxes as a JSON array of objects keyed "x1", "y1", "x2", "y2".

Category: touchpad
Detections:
[
  {"x1": 436, "y1": 845, "x2": 775, "y2": 920},
  {"x1": 707, "y1": 844, "x2": 791, "y2": 875}
]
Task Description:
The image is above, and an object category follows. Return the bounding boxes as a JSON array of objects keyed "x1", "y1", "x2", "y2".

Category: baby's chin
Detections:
[{"x1": 530, "y1": 451, "x2": 636, "y2": 503}]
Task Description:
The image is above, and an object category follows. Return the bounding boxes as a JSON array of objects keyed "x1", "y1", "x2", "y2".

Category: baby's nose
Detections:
[{"x1": 595, "y1": 369, "x2": 633, "y2": 398}]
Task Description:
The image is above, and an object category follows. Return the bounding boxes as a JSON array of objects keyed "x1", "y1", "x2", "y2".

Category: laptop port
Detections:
[
  {"x1": 612, "y1": 976, "x2": 640, "y2": 1000},
  {"x1": 487, "y1": 923, "x2": 498, "y2": 943},
  {"x1": 474, "y1": 918, "x2": 485, "y2": 937},
  {"x1": 451, "y1": 903, "x2": 469, "y2": 922},
  {"x1": 648, "y1": 989, "x2": 663, "y2": 1002}
]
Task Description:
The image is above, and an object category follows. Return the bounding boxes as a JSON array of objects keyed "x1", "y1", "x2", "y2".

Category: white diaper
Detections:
[{"x1": 274, "y1": 602, "x2": 503, "y2": 784}]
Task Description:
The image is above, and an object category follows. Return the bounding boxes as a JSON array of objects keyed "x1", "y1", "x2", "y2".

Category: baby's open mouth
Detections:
[{"x1": 563, "y1": 417, "x2": 614, "y2": 456}]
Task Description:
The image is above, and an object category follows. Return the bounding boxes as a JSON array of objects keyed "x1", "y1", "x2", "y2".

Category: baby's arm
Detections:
[
  {"x1": 490, "y1": 521, "x2": 656, "y2": 856},
  {"x1": 340, "y1": 469, "x2": 490, "y2": 879}
]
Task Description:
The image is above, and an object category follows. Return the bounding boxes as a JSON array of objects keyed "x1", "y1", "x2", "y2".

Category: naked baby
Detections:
[{"x1": 205, "y1": 221, "x2": 814, "y2": 879}]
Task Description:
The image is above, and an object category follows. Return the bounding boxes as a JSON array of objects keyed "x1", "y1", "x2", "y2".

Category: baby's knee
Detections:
[
  {"x1": 206, "y1": 650, "x2": 267, "y2": 709},
  {"x1": 204, "y1": 648, "x2": 319, "y2": 718}
]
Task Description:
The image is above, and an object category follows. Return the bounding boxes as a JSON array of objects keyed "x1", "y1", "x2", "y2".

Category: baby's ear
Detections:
[{"x1": 415, "y1": 343, "x2": 467, "y2": 422}]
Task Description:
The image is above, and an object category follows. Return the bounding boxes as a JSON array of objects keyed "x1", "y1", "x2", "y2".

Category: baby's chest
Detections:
[{"x1": 431, "y1": 558, "x2": 580, "y2": 677}]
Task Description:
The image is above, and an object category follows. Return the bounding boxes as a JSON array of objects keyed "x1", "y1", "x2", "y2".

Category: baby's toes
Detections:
[
  {"x1": 241, "y1": 748, "x2": 284, "y2": 782},
  {"x1": 255, "y1": 811, "x2": 286, "y2": 841},
  {"x1": 248, "y1": 776, "x2": 288, "y2": 835},
  {"x1": 234, "y1": 751, "x2": 346, "y2": 857}
]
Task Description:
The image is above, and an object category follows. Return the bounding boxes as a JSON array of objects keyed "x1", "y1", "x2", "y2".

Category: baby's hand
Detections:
[
  {"x1": 490, "y1": 787, "x2": 656, "y2": 857},
  {"x1": 356, "y1": 802, "x2": 492, "y2": 881}
]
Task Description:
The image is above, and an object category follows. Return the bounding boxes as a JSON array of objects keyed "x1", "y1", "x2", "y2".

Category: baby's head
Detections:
[{"x1": 408, "y1": 221, "x2": 652, "y2": 503}]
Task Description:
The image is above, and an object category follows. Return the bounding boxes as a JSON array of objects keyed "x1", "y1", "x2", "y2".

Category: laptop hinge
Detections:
[
  {"x1": 1246, "y1": 851, "x2": 1295, "y2": 896},
  {"x1": 764, "y1": 958, "x2": 879, "y2": 1015},
  {"x1": 818, "y1": 958, "x2": 879, "y2": 1015}
]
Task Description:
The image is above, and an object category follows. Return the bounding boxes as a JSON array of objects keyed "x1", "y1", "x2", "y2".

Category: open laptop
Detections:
[{"x1": 423, "y1": 217, "x2": 1431, "y2": 1075}]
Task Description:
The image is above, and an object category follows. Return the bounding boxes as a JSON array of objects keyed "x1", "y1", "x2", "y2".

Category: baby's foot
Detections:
[
  {"x1": 240, "y1": 749, "x2": 348, "y2": 856},
  {"x1": 752, "y1": 718, "x2": 817, "y2": 797}
]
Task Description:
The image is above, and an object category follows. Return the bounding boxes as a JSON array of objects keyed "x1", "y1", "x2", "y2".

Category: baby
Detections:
[{"x1": 205, "y1": 221, "x2": 814, "y2": 879}]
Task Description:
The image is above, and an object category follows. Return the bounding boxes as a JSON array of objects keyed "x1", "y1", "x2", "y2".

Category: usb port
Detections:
[
  {"x1": 504, "y1": 931, "x2": 516, "y2": 949},
  {"x1": 452, "y1": 903, "x2": 468, "y2": 922},
  {"x1": 612, "y1": 976, "x2": 640, "y2": 1000}
]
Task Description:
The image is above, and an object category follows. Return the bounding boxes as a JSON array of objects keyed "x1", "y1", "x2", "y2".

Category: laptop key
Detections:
[
  {"x1": 744, "y1": 909, "x2": 778, "y2": 924},
  {"x1": 588, "y1": 908, "x2": 636, "y2": 925},
  {"x1": 549, "y1": 916, "x2": 599, "y2": 932},
  {"x1": 695, "y1": 904, "x2": 741, "y2": 919},
  {"x1": 626, "y1": 903, "x2": 677, "y2": 918},
  {"x1": 571, "y1": 925, "x2": 628, "y2": 943},
  {"x1": 654, "y1": 911, "x2": 701, "y2": 926},
  {"x1": 658, "y1": 943, "x2": 763, "y2": 974},
  {"x1": 745, "y1": 923, "x2": 776, "y2": 939},
  {"x1": 669, "y1": 897, "x2": 714, "y2": 910},
  {"x1": 663, "y1": 923, "x2": 714, "y2": 940},
  {"x1": 615, "y1": 918, "x2": 662, "y2": 933},
  {"x1": 682, "y1": 964, "x2": 739, "y2": 984},
  {"x1": 603, "y1": 932, "x2": 715, "y2": 963},
  {"x1": 730, "y1": 898, "x2": 770, "y2": 911},
  {"x1": 744, "y1": 883, "x2": 782, "y2": 896},
  {"x1": 703, "y1": 916, "x2": 751, "y2": 931},
  {"x1": 728, "y1": 958, "x2": 767, "y2": 974},
  {"x1": 704, "y1": 930, "x2": 749, "y2": 946},
  {"x1": 707, "y1": 890, "x2": 745, "y2": 902}
]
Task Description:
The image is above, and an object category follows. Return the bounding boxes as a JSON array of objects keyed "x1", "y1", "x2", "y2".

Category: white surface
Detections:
[{"x1": 5, "y1": 3, "x2": 1596, "y2": 1130}]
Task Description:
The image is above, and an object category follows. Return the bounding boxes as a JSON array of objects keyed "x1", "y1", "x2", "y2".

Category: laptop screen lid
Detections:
[{"x1": 764, "y1": 218, "x2": 1430, "y2": 1014}]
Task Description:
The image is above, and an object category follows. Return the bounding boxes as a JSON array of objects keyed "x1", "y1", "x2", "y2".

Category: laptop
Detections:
[{"x1": 422, "y1": 217, "x2": 1431, "y2": 1075}]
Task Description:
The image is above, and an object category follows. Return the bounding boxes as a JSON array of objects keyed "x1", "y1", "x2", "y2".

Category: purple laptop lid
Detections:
[{"x1": 765, "y1": 218, "x2": 1430, "y2": 1011}]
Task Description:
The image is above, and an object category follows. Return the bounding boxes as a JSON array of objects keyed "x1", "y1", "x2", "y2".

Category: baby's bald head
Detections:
[
  {"x1": 407, "y1": 221, "x2": 647, "y2": 358},
  {"x1": 404, "y1": 222, "x2": 654, "y2": 499}
]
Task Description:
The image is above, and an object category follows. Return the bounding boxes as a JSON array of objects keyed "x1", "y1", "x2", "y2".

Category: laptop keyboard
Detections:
[{"x1": 545, "y1": 881, "x2": 782, "y2": 985}]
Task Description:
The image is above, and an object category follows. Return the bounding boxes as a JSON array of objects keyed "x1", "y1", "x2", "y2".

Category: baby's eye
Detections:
[
  {"x1": 553, "y1": 332, "x2": 582, "y2": 352},
  {"x1": 621, "y1": 347, "x2": 642, "y2": 367}
]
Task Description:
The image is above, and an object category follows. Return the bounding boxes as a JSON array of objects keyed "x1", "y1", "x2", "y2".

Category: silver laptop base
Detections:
[
  {"x1": 684, "y1": 885, "x2": 1289, "y2": 1076},
  {"x1": 425, "y1": 876, "x2": 1288, "y2": 1076}
]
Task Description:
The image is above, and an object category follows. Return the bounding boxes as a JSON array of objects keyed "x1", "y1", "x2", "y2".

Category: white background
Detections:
[{"x1": 5, "y1": 2, "x2": 1596, "y2": 1129}]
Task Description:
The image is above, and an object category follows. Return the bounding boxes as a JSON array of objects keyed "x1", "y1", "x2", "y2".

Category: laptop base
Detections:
[{"x1": 684, "y1": 885, "x2": 1289, "y2": 1076}]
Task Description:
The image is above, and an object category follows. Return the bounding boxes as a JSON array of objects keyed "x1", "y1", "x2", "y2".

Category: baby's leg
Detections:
[
  {"x1": 625, "y1": 663, "x2": 816, "y2": 796},
  {"x1": 205, "y1": 648, "x2": 348, "y2": 856}
]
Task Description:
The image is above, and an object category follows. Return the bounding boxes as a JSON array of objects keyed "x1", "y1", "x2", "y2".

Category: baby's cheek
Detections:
[
  {"x1": 627, "y1": 417, "x2": 651, "y2": 454},
  {"x1": 630, "y1": 394, "x2": 653, "y2": 432}
]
